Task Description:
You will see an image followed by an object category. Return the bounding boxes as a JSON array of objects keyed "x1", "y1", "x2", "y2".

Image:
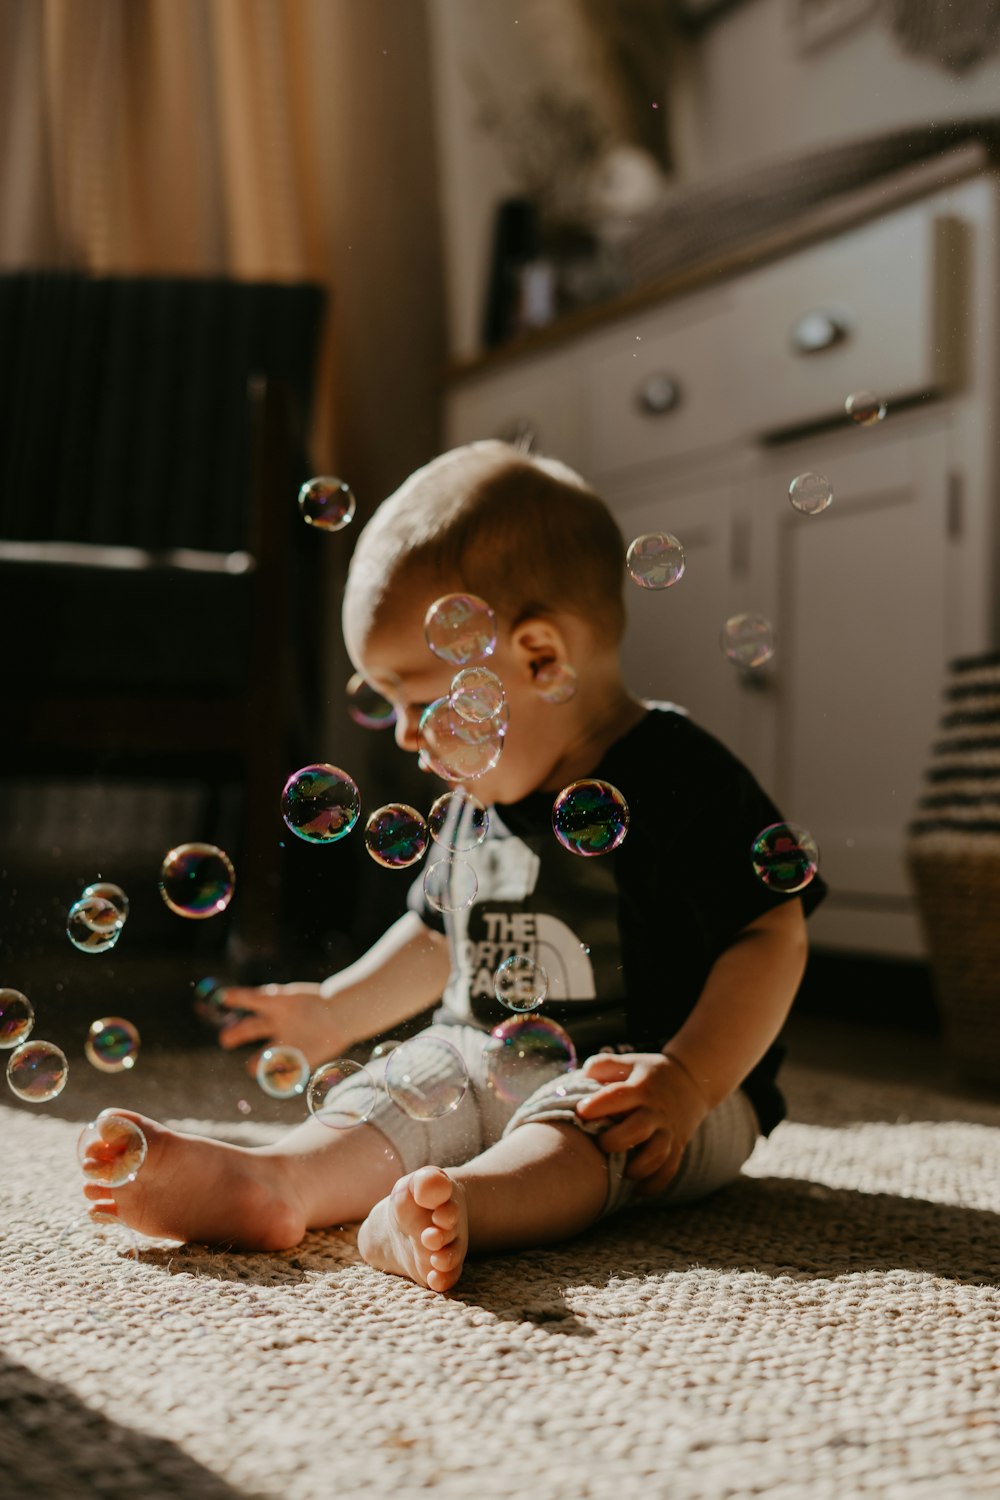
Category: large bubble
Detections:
[
  {"x1": 77, "y1": 1114, "x2": 148, "y2": 1188},
  {"x1": 427, "y1": 791, "x2": 489, "y2": 852},
  {"x1": 7, "y1": 1040, "x2": 68, "y2": 1102},
  {"x1": 424, "y1": 593, "x2": 497, "y2": 666},
  {"x1": 383, "y1": 1035, "x2": 469, "y2": 1119},
  {"x1": 423, "y1": 857, "x2": 479, "y2": 914},
  {"x1": 751, "y1": 822, "x2": 820, "y2": 894},
  {"x1": 281, "y1": 765, "x2": 361, "y2": 844},
  {"x1": 66, "y1": 896, "x2": 123, "y2": 953},
  {"x1": 297, "y1": 476, "x2": 356, "y2": 531},
  {"x1": 552, "y1": 780, "x2": 629, "y2": 857},
  {"x1": 159, "y1": 843, "x2": 235, "y2": 919},
  {"x1": 494, "y1": 955, "x2": 548, "y2": 1013},
  {"x1": 418, "y1": 697, "x2": 504, "y2": 782},
  {"x1": 721, "y1": 613, "x2": 775, "y2": 669},
  {"x1": 306, "y1": 1059, "x2": 376, "y2": 1129},
  {"x1": 0, "y1": 990, "x2": 34, "y2": 1049},
  {"x1": 346, "y1": 672, "x2": 396, "y2": 731},
  {"x1": 85, "y1": 1017, "x2": 140, "y2": 1074},
  {"x1": 450, "y1": 666, "x2": 505, "y2": 724},
  {"x1": 484, "y1": 1016, "x2": 577, "y2": 1105},
  {"x1": 625, "y1": 532, "x2": 686, "y2": 589},
  {"x1": 364, "y1": 804, "x2": 428, "y2": 869}
]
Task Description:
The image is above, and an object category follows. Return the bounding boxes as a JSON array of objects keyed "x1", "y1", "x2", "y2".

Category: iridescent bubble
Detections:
[
  {"x1": 721, "y1": 613, "x2": 775, "y2": 669},
  {"x1": 84, "y1": 1017, "x2": 140, "y2": 1074},
  {"x1": 484, "y1": 1016, "x2": 577, "y2": 1105},
  {"x1": 751, "y1": 822, "x2": 820, "y2": 894},
  {"x1": 494, "y1": 955, "x2": 548, "y2": 1013},
  {"x1": 0, "y1": 989, "x2": 34, "y2": 1049},
  {"x1": 364, "y1": 804, "x2": 428, "y2": 869},
  {"x1": 427, "y1": 791, "x2": 489, "y2": 852},
  {"x1": 236, "y1": 1098, "x2": 252, "y2": 1115},
  {"x1": 67, "y1": 896, "x2": 123, "y2": 954},
  {"x1": 192, "y1": 976, "x2": 250, "y2": 1033},
  {"x1": 306, "y1": 1058, "x2": 376, "y2": 1129},
  {"x1": 281, "y1": 764, "x2": 361, "y2": 844},
  {"x1": 77, "y1": 1114, "x2": 148, "y2": 1188},
  {"x1": 450, "y1": 666, "x2": 505, "y2": 724},
  {"x1": 81, "y1": 882, "x2": 130, "y2": 923},
  {"x1": 297, "y1": 475, "x2": 357, "y2": 531},
  {"x1": 159, "y1": 843, "x2": 235, "y2": 919},
  {"x1": 418, "y1": 697, "x2": 504, "y2": 782},
  {"x1": 424, "y1": 593, "x2": 497, "y2": 666},
  {"x1": 256, "y1": 1045, "x2": 310, "y2": 1099},
  {"x1": 552, "y1": 780, "x2": 629, "y2": 857},
  {"x1": 533, "y1": 661, "x2": 578, "y2": 704},
  {"x1": 788, "y1": 472, "x2": 833, "y2": 516},
  {"x1": 7, "y1": 1039, "x2": 68, "y2": 1102},
  {"x1": 56, "y1": 1211, "x2": 139, "y2": 1268},
  {"x1": 423, "y1": 857, "x2": 478, "y2": 914},
  {"x1": 625, "y1": 532, "x2": 686, "y2": 589},
  {"x1": 845, "y1": 390, "x2": 887, "y2": 427},
  {"x1": 346, "y1": 672, "x2": 397, "y2": 731},
  {"x1": 384, "y1": 1034, "x2": 469, "y2": 1119}
]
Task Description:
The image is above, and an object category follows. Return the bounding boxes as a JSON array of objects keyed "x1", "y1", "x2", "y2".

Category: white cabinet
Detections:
[{"x1": 445, "y1": 171, "x2": 1000, "y2": 958}]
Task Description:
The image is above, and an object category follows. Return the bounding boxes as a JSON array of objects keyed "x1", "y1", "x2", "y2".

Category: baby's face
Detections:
[{"x1": 351, "y1": 594, "x2": 574, "y2": 806}]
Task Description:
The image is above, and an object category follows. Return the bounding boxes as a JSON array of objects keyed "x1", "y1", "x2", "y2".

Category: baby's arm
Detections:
[
  {"x1": 217, "y1": 911, "x2": 451, "y2": 1068},
  {"x1": 576, "y1": 898, "x2": 808, "y2": 1193}
]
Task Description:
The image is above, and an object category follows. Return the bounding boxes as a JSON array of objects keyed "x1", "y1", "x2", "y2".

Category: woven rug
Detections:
[{"x1": 2, "y1": 1048, "x2": 998, "y2": 1500}]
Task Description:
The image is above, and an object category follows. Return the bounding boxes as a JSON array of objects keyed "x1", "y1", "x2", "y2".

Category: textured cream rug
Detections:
[{"x1": 2, "y1": 1047, "x2": 998, "y2": 1500}]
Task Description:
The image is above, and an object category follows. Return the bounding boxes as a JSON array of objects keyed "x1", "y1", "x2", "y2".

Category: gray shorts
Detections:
[{"x1": 346, "y1": 1024, "x2": 761, "y2": 1218}]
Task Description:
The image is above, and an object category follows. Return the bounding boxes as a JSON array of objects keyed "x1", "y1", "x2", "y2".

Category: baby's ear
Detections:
[{"x1": 509, "y1": 615, "x2": 569, "y2": 680}]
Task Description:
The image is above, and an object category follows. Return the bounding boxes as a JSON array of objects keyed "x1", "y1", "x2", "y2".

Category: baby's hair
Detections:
[{"x1": 344, "y1": 440, "x2": 627, "y2": 648}]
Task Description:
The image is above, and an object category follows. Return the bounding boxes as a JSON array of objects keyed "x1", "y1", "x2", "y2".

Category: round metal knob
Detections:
[{"x1": 636, "y1": 373, "x2": 682, "y2": 416}]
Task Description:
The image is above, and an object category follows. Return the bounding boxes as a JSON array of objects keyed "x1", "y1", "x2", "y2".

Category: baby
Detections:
[{"x1": 82, "y1": 441, "x2": 823, "y2": 1292}]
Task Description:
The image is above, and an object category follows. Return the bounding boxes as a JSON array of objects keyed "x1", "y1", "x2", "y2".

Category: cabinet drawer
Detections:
[
  {"x1": 585, "y1": 297, "x2": 736, "y2": 475},
  {"x1": 729, "y1": 202, "x2": 964, "y2": 437},
  {"x1": 445, "y1": 351, "x2": 585, "y2": 470}
]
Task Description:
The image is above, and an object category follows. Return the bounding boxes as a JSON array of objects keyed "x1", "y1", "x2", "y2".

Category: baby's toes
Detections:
[
  {"x1": 420, "y1": 1223, "x2": 453, "y2": 1251},
  {"x1": 408, "y1": 1166, "x2": 454, "y2": 1213}
]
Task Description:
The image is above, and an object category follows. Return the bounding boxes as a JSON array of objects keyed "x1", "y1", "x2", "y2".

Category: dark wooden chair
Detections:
[{"x1": 0, "y1": 273, "x2": 329, "y2": 1007}]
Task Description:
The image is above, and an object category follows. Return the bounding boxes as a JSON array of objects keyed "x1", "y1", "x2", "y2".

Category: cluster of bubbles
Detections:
[
  {"x1": 66, "y1": 880, "x2": 129, "y2": 955},
  {"x1": 625, "y1": 387, "x2": 888, "y2": 672}
]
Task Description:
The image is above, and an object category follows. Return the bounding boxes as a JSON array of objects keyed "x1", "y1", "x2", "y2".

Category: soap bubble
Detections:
[
  {"x1": 346, "y1": 672, "x2": 396, "y2": 730},
  {"x1": 418, "y1": 696, "x2": 505, "y2": 782},
  {"x1": 423, "y1": 856, "x2": 478, "y2": 914},
  {"x1": 751, "y1": 822, "x2": 820, "y2": 893},
  {"x1": 450, "y1": 666, "x2": 505, "y2": 724},
  {"x1": 364, "y1": 804, "x2": 428, "y2": 869},
  {"x1": 306, "y1": 1059, "x2": 376, "y2": 1129},
  {"x1": 159, "y1": 843, "x2": 235, "y2": 919},
  {"x1": 55, "y1": 1211, "x2": 139, "y2": 1268},
  {"x1": 552, "y1": 780, "x2": 629, "y2": 857},
  {"x1": 384, "y1": 1034, "x2": 469, "y2": 1119},
  {"x1": 494, "y1": 955, "x2": 548, "y2": 1013},
  {"x1": 281, "y1": 764, "x2": 361, "y2": 844},
  {"x1": 721, "y1": 613, "x2": 775, "y2": 668},
  {"x1": 484, "y1": 1016, "x2": 577, "y2": 1105},
  {"x1": 192, "y1": 976, "x2": 250, "y2": 1033},
  {"x1": 67, "y1": 896, "x2": 123, "y2": 953},
  {"x1": 427, "y1": 790, "x2": 489, "y2": 852},
  {"x1": 626, "y1": 532, "x2": 686, "y2": 589},
  {"x1": 845, "y1": 390, "x2": 887, "y2": 427},
  {"x1": 7, "y1": 1039, "x2": 68, "y2": 1101},
  {"x1": 84, "y1": 1017, "x2": 140, "y2": 1074},
  {"x1": 533, "y1": 661, "x2": 578, "y2": 704},
  {"x1": 0, "y1": 989, "x2": 34, "y2": 1049},
  {"x1": 369, "y1": 1038, "x2": 402, "y2": 1060},
  {"x1": 256, "y1": 1045, "x2": 310, "y2": 1099},
  {"x1": 788, "y1": 472, "x2": 833, "y2": 516},
  {"x1": 297, "y1": 475, "x2": 356, "y2": 531},
  {"x1": 81, "y1": 882, "x2": 129, "y2": 923},
  {"x1": 424, "y1": 593, "x2": 497, "y2": 666},
  {"x1": 77, "y1": 1114, "x2": 148, "y2": 1187}
]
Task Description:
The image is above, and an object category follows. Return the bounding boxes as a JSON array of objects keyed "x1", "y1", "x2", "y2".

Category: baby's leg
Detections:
[
  {"x1": 83, "y1": 1111, "x2": 402, "y2": 1251},
  {"x1": 358, "y1": 1121, "x2": 607, "y2": 1292}
]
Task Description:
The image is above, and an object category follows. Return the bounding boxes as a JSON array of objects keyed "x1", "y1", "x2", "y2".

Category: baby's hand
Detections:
[
  {"x1": 216, "y1": 983, "x2": 347, "y2": 1074},
  {"x1": 575, "y1": 1052, "x2": 710, "y2": 1197}
]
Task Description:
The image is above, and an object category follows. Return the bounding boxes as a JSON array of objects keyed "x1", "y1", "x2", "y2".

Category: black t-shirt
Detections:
[{"x1": 409, "y1": 707, "x2": 827, "y2": 1134}]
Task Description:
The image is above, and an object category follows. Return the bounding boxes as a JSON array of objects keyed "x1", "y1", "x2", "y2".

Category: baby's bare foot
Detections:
[
  {"x1": 80, "y1": 1110, "x2": 305, "y2": 1251},
  {"x1": 357, "y1": 1166, "x2": 467, "y2": 1293}
]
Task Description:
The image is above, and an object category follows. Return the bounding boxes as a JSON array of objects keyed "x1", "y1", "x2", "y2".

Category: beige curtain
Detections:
[{"x1": 0, "y1": 0, "x2": 337, "y2": 460}]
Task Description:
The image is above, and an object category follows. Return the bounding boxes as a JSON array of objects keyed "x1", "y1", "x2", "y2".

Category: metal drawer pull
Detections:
[
  {"x1": 791, "y1": 309, "x2": 852, "y2": 355},
  {"x1": 636, "y1": 373, "x2": 682, "y2": 416}
]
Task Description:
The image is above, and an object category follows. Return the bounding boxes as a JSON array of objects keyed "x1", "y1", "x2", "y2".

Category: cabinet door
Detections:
[
  {"x1": 609, "y1": 478, "x2": 745, "y2": 758},
  {"x1": 750, "y1": 421, "x2": 953, "y2": 940}
]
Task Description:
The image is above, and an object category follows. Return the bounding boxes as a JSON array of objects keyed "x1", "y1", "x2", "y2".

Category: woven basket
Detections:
[{"x1": 907, "y1": 651, "x2": 1000, "y2": 1087}]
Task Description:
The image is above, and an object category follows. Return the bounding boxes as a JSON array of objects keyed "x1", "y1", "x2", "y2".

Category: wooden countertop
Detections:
[{"x1": 447, "y1": 139, "x2": 991, "y2": 386}]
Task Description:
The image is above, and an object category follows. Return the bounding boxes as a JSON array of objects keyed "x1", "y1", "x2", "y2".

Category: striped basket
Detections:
[{"x1": 907, "y1": 651, "x2": 1000, "y2": 1088}]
